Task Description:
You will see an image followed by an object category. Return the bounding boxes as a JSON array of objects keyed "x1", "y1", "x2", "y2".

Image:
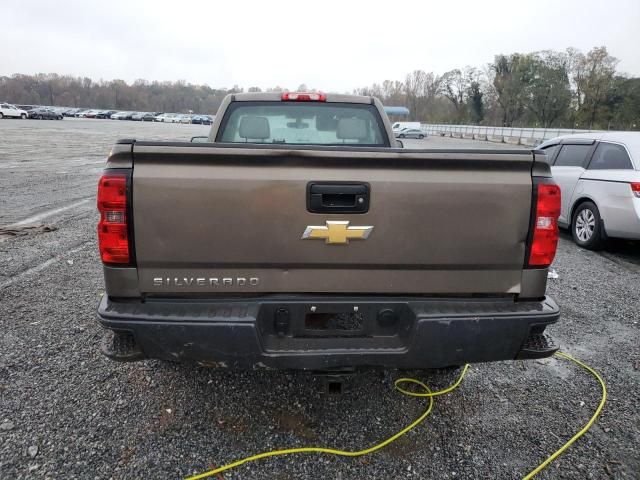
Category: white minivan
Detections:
[
  {"x1": 0, "y1": 103, "x2": 28, "y2": 119},
  {"x1": 538, "y1": 132, "x2": 640, "y2": 249}
]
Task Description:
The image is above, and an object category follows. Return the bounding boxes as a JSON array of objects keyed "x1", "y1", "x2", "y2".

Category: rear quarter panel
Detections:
[{"x1": 575, "y1": 170, "x2": 640, "y2": 237}]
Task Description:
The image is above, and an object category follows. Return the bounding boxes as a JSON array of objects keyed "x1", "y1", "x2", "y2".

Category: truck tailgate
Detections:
[{"x1": 131, "y1": 144, "x2": 534, "y2": 295}]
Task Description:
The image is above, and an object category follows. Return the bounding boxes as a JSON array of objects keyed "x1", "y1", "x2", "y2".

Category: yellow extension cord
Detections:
[{"x1": 186, "y1": 351, "x2": 607, "y2": 480}]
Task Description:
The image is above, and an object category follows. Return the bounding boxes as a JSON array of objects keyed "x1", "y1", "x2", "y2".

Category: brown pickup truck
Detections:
[{"x1": 97, "y1": 92, "x2": 561, "y2": 370}]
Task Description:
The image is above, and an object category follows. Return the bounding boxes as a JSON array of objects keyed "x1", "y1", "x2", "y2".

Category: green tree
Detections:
[
  {"x1": 525, "y1": 51, "x2": 572, "y2": 127},
  {"x1": 466, "y1": 81, "x2": 484, "y2": 124},
  {"x1": 605, "y1": 77, "x2": 640, "y2": 130},
  {"x1": 440, "y1": 69, "x2": 466, "y2": 120},
  {"x1": 490, "y1": 54, "x2": 533, "y2": 126},
  {"x1": 571, "y1": 46, "x2": 618, "y2": 129}
]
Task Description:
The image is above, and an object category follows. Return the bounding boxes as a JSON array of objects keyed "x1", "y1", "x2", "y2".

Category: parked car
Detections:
[
  {"x1": 395, "y1": 128, "x2": 425, "y2": 139},
  {"x1": 178, "y1": 114, "x2": 193, "y2": 124},
  {"x1": 111, "y1": 111, "x2": 134, "y2": 120},
  {"x1": 74, "y1": 109, "x2": 90, "y2": 117},
  {"x1": 392, "y1": 121, "x2": 421, "y2": 132},
  {"x1": 156, "y1": 113, "x2": 178, "y2": 123},
  {"x1": 0, "y1": 103, "x2": 28, "y2": 119},
  {"x1": 538, "y1": 132, "x2": 640, "y2": 249},
  {"x1": 131, "y1": 112, "x2": 147, "y2": 121},
  {"x1": 142, "y1": 112, "x2": 158, "y2": 122},
  {"x1": 96, "y1": 110, "x2": 117, "y2": 119},
  {"x1": 164, "y1": 113, "x2": 182, "y2": 123},
  {"x1": 191, "y1": 115, "x2": 212, "y2": 125},
  {"x1": 27, "y1": 107, "x2": 63, "y2": 120}
]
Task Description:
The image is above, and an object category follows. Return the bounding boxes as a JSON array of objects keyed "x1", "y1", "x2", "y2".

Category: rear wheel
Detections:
[
  {"x1": 399, "y1": 134, "x2": 405, "y2": 138},
  {"x1": 38, "y1": 115, "x2": 43, "y2": 120},
  {"x1": 21, "y1": 113, "x2": 27, "y2": 119},
  {"x1": 572, "y1": 201, "x2": 605, "y2": 250},
  {"x1": 419, "y1": 134, "x2": 424, "y2": 139},
  {"x1": 0, "y1": 112, "x2": 4, "y2": 119}
]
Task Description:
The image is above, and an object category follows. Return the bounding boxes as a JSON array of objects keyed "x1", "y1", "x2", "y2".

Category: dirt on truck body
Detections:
[{"x1": 97, "y1": 92, "x2": 561, "y2": 370}]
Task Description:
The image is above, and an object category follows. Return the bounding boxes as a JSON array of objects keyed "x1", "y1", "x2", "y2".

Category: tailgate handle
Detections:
[{"x1": 307, "y1": 183, "x2": 369, "y2": 213}]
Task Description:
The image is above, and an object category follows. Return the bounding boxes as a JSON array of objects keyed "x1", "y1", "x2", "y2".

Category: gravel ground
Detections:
[{"x1": 0, "y1": 118, "x2": 638, "y2": 479}]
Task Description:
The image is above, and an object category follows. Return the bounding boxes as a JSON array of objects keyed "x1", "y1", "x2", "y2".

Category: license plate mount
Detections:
[{"x1": 302, "y1": 311, "x2": 365, "y2": 337}]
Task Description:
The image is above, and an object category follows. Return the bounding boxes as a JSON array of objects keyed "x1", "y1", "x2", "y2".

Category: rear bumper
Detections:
[{"x1": 97, "y1": 295, "x2": 560, "y2": 370}]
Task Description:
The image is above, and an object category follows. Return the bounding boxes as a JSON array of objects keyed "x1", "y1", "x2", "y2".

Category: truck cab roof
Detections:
[{"x1": 228, "y1": 92, "x2": 375, "y2": 104}]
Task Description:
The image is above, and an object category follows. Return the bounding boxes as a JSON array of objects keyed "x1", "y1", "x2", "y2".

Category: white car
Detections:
[
  {"x1": 0, "y1": 103, "x2": 28, "y2": 119},
  {"x1": 538, "y1": 132, "x2": 640, "y2": 249},
  {"x1": 169, "y1": 115, "x2": 185, "y2": 123},
  {"x1": 78, "y1": 109, "x2": 101, "y2": 118},
  {"x1": 169, "y1": 114, "x2": 187, "y2": 124},
  {"x1": 178, "y1": 114, "x2": 192, "y2": 124},
  {"x1": 156, "y1": 113, "x2": 178, "y2": 123}
]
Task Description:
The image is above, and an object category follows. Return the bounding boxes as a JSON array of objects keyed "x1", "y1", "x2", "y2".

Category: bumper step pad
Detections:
[
  {"x1": 100, "y1": 330, "x2": 146, "y2": 362},
  {"x1": 517, "y1": 333, "x2": 558, "y2": 359}
]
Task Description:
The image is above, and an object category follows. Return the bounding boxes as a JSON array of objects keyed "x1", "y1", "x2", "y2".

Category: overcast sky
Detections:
[{"x1": 2, "y1": 0, "x2": 639, "y2": 92}]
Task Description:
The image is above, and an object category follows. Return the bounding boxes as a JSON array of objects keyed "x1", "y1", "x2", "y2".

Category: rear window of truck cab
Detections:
[{"x1": 217, "y1": 102, "x2": 389, "y2": 147}]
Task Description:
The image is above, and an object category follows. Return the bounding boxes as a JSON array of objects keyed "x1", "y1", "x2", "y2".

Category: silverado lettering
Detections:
[{"x1": 152, "y1": 277, "x2": 260, "y2": 287}]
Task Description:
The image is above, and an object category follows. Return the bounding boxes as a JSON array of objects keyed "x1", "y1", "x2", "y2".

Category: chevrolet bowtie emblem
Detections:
[{"x1": 302, "y1": 221, "x2": 373, "y2": 245}]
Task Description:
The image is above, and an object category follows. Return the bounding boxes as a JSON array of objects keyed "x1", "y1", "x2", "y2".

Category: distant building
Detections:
[{"x1": 383, "y1": 106, "x2": 410, "y2": 122}]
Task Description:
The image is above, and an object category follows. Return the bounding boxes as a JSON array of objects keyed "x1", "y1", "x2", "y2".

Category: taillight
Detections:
[
  {"x1": 631, "y1": 183, "x2": 640, "y2": 198},
  {"x1": 97, "y1": 172, "x2": 129, "y2": 264},
  {"x1": 281, "y1": 92, "x2": 326, "y2": 102},
  {"x1": 527, "y1": 183, "x2": 561, "y2": 267}
]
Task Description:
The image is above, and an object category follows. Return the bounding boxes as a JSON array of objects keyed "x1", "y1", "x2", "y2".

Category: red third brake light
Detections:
[
  {"x1": 281, "y1": 92, "x2": 327, "y2": 102},
  {"x1": 527, "y1": 183, "x2": 561, "y2": 267},
  {"x1": 97, "y1": 173, "x2": 129, "y2": 264}
]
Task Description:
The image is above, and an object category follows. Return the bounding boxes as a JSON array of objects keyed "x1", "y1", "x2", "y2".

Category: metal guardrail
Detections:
[{"x1": 421, "y1": 124, "x2": 607, "y2": 146}]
